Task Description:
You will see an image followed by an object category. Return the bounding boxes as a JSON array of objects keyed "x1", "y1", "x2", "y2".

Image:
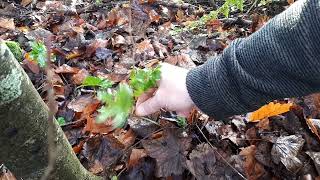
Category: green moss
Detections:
[
  {"x1": 0, "y1": 67, "x2": 22, "y2": 105},
  {"x1": 5, "y1": 41, "x2": 23, "y2": 62}
]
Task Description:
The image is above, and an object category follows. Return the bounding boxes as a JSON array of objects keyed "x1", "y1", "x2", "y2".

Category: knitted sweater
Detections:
[{"x1": 186, "y1": 0, "x2": 320, "y2": 120}]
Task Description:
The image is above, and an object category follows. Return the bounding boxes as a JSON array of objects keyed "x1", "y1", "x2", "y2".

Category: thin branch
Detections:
[
  {"x1": 40, "y1": 37, "x2": 57, "y2": 180},
  {"x1": 195, "y1": 124, "x2": 247, "y2": 180}
]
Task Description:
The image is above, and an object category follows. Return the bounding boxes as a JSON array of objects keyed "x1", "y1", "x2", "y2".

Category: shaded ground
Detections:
[{"x1": 2, "y1": 0, "x2": 320, "y2": 180}]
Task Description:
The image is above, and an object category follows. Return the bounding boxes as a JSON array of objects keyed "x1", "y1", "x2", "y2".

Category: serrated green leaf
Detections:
[
  {"x1": 96, "y1": 84, "x2": 133, "y2": 128},
  {"x1": 82, "y1": 76, "x2": 113, "y2": 89},
  {"x1": 29, "y1": 41, "x2": 48, "y2": 68},
  {"x1": 129, "y1": 66, "x2": 161, "y2": 97}
]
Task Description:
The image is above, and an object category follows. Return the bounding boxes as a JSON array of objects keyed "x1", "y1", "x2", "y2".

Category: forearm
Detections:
[{"x1": 186, "y1": 0, "x2": 320, "y2": 119}]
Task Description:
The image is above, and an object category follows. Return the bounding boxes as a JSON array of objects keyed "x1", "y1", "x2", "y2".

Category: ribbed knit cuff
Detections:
[{"x1": 186, "y1": 62, "x2": 223, "y2": 119}]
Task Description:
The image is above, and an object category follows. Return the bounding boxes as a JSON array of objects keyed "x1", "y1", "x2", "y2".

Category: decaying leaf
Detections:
[
  {"x1": 142, "y1": 128, "x2": 191, "y2": 177},
  {"x1": 113, "y1": 128, "x2": 136, "y2": 148},
  {"x1": 82, "y1": 135, "x2": 124, "y2": 174},
  {"x1": 72, "y1": 69, "x2": 89, "y2": 85},
  {"x1": 67, "y1": 95, "x2": 95, "y2": 113},
  {"x1": 306, "y1": 151, "x2": 320, "y2": 175},
  {"x1": 128, "y1": 149, "x2": 147, "y2": 168},
  {"x1": 249, "y1": 102, "x2": 292, "y2": 122},
  {"x1": 271, "y1": 135, "x2": 305, "y2": 172},
  {"x1": 306, "y1": 118, "x2": 320, "y2": 142},
  {"x1": 55, "y1": 64, "x2": 80, "y2": 74},
  {"x1": 186, "y1": 143, "x2": 217, "y2": 180},
  {"x1": 0, "y1": 18, "x2": 15, "y2": 30},
  {"x1": 240, "y1": 145, "x2": 265, "y2": 180}
]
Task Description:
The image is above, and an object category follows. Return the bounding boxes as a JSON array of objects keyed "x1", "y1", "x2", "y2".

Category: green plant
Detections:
[
  {"x1": 57, "y1": 117, "x2": 66, "y2": 126},
  {"x1": 129, "y1": 66, "x2": 161, "y2": 97},
  {"x1": 177, "y1": 116, "x2": 187, "y2": 128},
  {"x1": 89, "y1": 66, "x2": 161, "y2": 128},
  {"x1": 82, "y1": 76, "x2": 113, "y2": 89},
  {"x1": 28, "y1": 41, "x2": 48, "y2": 68},
  {"x1": 97, "y1": 83, "x2": 134, "y2": 128},
  {"x1": 5, "y1": 41, "x2": 23, "y2": 62},
  {"x1": 172, "y1": 0, "x2": 244, "y2": 32}
]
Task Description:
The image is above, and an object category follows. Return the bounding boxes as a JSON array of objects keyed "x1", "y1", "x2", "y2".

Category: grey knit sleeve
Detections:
[{"x1": 186, "y1": 0, "x2": 320, "y2": 120}]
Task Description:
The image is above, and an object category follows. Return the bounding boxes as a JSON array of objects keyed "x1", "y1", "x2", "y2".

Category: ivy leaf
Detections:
[
  {"x1": 82, "y1": 76, "x2": 113, "y2": 89},
  {"x1": 129, "y1": 66, "x2": 161, "y2": 97},
  {"x1": 29, "y1": 41, "x2": 47, "y2": 68},
  {"x1": 97, "y1": 84, "x2": 133, "y2": 128}
]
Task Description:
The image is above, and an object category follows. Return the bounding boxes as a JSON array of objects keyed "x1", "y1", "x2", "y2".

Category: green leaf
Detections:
[
  {"x1": 29, "y1": 41, "x2": 47, "y2": 68},
  {"x1": 177, "y1": 116, "x2": 187, "y2": 128},
  {"x1": 57, "y1": 117, "x2": 66, "y2": 126},
  {"x1": 82, "y1": 76, "x2": 113, "y2": 89},
  {"x1": 129, "y1": 66, "x2": 161, "y2": 97},
  {"x1": 96, "y1": 83, "x2": 133, "y2": 128}
]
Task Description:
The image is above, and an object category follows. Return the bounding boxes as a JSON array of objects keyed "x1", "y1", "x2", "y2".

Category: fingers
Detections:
[
  {"x1": 177, "y1": 110, "x2": 191, "y2": 117},
  {"x1": 136, "y1": 88, "x2": 157, "y2": 106},
  {"x1": 135, "y1": 93, "x2": 162, "y2": 116}
]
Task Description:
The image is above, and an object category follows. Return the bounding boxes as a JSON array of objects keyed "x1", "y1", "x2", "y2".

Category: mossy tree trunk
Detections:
[{"x1": 0, "y1": 43, "x2": 102, "y2": 180}]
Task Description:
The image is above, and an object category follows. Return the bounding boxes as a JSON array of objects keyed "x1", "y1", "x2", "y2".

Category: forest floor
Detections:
[{"x1": 1, "y1": 0, "x2": 320, "y2": 180}]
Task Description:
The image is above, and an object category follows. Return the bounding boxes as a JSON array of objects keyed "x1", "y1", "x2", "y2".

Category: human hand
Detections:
[{"x1": 135, "y1": 63, "x2": 195, "y2": 117}]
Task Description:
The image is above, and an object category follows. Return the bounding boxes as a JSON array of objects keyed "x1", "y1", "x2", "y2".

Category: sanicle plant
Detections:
[{"x1": 82, "y1": 66, "x2": 161, "y2": 128}]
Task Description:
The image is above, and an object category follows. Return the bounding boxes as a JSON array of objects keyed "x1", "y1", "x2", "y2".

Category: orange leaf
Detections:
[
  {"x1": 73, "y1": 141, "x2": 85, "y2": 154},
  {"x1": 249, "y1": 102, "x2": 292, "y2": 122},
  {"x1": 66, "y1": 52, "x2": 82, "y2": 60}
]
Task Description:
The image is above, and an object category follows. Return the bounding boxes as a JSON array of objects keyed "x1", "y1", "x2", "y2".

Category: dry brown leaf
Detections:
[
  {"x1": 256, "y1": 118, "x2": 270, "y2": 130},
  {"x1": 112, "y1": 35, "x2": 126, "y2": 47},
  {"x1": 148, "y1": 9, "x2": 160, "y2": 23},
  {"x1": 55, "y1": 64, "x2": 80, "y2": 74},
  {"x1": 114, "y1": 129, "x2": 136, "y2": 148},
  {"x1": 136, "y1": 40, "x2": 155, "y2": 57},
  {"x1": 72, "y1": 69, "x2": 89, "y2": 85},
  {"x1": 287, "y1": 0, "x2": 295, "y2": 4},
  {"x1": 67, "y1": 95, "x2": 95, "y2": 113},
  {"x1": 306, "y1": 118, "x2": 320, "y2": 142},
  {"x1": 84, "y1": 116, "x2": 114, "y2": 134},
  {"x1": 128, "y1": 149, "x2": 147, "y2": 168},
  {"x1": 240, "y1": 145, "x2": 265, "y2": 180},
  {"x1": 21, "y1": 0, "x2": 32, "y2": 7},
  {"x1": 249, "y1": 102, "x2": 292, "y2": 122},
  {"x1": 0, "y1": 18, "x2": 15, "y2": 30},
  {"x1": 66, "y1": 51, "x2": 82, "y2": 60}
]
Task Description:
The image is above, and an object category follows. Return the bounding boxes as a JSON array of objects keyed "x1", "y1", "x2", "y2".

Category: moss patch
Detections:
[{"x1": 0, "y1": 67, "x2": 23, "y2": 105}]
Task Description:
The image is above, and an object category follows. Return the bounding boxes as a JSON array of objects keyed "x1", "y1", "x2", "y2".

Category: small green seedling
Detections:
[
  {"x1": 5, "y1": 41, "x2": 23, "y2": 62},
  {"x1": 177, "y1": 116, "x2": 188, "y2": 128},
  {"x1": 28, "y1": 41, "x2": 48, "y2": 68},
  {"x1": 95, "y1": 66, "x2": 161, "y2": 128},
  {"x1": 82, "y1": 76, "x2": 113, "y2": 89},
  {"x1": 57, "y1": 117, "x2": 66, "y2": 126}
]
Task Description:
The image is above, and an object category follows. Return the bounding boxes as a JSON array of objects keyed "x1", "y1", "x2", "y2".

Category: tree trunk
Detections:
[{"x1": 0, "y1": 43, "x2": 102, "y2": 180}]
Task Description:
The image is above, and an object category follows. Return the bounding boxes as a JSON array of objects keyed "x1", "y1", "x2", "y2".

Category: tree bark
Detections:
[{"x1": 0, "y1": 42, "x2": 102, "y2": 180}]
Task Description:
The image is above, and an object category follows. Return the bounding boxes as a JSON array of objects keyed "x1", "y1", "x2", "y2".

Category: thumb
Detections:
[{"x1": 135, "y1": 95, "x2": 162, "y2": 116}]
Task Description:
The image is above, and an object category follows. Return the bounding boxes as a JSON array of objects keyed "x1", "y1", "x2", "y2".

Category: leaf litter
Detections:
[{"x1": 2, "y1": 0, "x2": 320, "y2": 179}]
